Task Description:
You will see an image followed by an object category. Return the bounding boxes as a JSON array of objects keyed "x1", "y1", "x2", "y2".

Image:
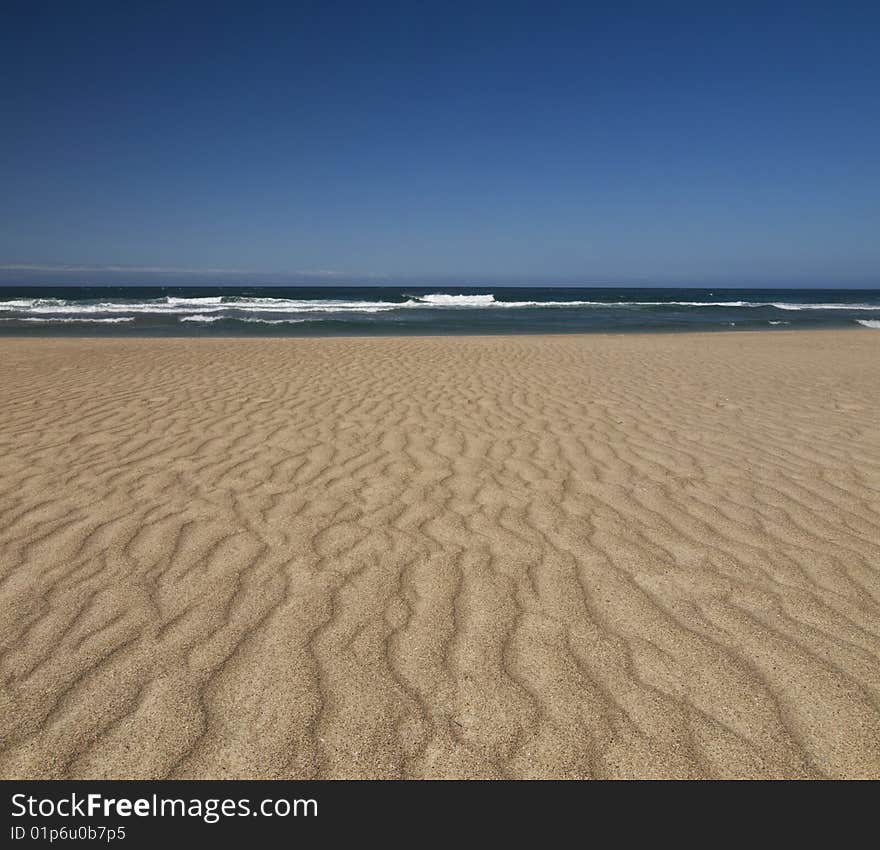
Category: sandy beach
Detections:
[{"x1": 1, "y1": 329, "x2": 879, "y2": 779}]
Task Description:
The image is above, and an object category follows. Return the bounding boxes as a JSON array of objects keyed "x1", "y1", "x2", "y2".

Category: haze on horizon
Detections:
[{"x1": 2, "y1": 2, "x2": 879, "y2": 287}]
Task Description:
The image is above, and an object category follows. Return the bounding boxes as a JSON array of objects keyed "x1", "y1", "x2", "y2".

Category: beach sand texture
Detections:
[{"x1": 1, "y1": 330, "x2": 879, "y2": 779}]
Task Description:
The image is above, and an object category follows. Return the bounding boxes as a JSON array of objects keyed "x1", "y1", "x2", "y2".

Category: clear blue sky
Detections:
[{"x1": 2, "y1": 1, "x2": 878, "y2": 284}]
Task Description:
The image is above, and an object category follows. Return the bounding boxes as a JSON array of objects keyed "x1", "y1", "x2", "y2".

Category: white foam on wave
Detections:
[
  {"x1": 236, "y1": 304, "x2": 399, "y2": 314},
  {"x1": 416, "y1": 293, "x2": 498, "y2": 306},
  {"x1": 0, "y1": 298, "x2": 68, "y2": 311},
  {"x1": 179, "y1": 314, "x2": 312, "y2": 324},
  {"x1": 165, "y1": 296, "x2": 224, "y2": 306},
  {"x1": 0, "y1": 316, "x2": 135, "y2": 323},
  {"x1": 771, "y1": 303, "x2": 880, "y2": 311},
  {"x1": 0, "y1": 300, "x2": 38, "y2": 309},
  {"x1": 768, "y1": 321, "x2": 790, "y2": 325},
  {"x1": 0, "y1": 300, "x2": 225, "y2": 315},
  {"x1": 856, "y1": 319, "x2": 880, "y2": 328},
  {"x1": 229, "y1": 296, "x2": 415, "y2": 309},
  {"x1": 240, "y1": 317, "x2": 311, "y2": 324},
  {"x1": 180, "y1": 313, "x2": 315, "y2": 325}
]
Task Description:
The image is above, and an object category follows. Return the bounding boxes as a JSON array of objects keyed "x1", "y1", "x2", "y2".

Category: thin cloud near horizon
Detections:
[
  {"x1": 0, "y1": 263, "x2": 357, "y2": 276},
  {"x1": 0, "y1": 263, "x2": 876, "y2": 289}
]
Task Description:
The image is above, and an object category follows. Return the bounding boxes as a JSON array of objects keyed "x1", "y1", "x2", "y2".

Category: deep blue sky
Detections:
[{"x1": 2, "y1": 1, "x2": 878, "y2": 285}]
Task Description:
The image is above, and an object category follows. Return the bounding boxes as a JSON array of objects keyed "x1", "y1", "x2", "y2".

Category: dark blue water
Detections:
[{"x1": 1, "y1": 285, "x2": 879, "y2": 335}]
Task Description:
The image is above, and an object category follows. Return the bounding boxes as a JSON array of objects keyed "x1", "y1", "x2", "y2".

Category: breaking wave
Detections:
[{"x1": 0, "y1": 316, "x2": 135, "y2": 323}]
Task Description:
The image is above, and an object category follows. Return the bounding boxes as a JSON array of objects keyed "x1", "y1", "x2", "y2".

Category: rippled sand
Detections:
[{"x1": 1, "y1": 330, "x2": 879, "y2": 779}]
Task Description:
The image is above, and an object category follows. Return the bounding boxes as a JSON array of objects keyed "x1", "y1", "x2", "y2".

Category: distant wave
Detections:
[
  {"x1": 240, "y1": 317, "x2": 312, "y2": 324},
  {"x1": 770, "y1": 302, "x2": 880, "y2": 311},
  {"x1": 180, "y1": 314, "x2": 312, "y2": 324},
  {"x1": 0, "y1": 316, "x2": 135, "y2": 323},
  {"x1": 165, "y1": 296, "x2": 224, "y2": 306},
  {"x1": 0, "y1": 299, "x2": 69, "y2": 309},
  {"x1": 417, "y1": 293, "x2": 498, "y2": 306}
]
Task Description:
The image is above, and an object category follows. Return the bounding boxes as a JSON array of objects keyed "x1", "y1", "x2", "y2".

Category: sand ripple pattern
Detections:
[{"x1": 1, "y1": 332, "x2": 879, "y2": 779}]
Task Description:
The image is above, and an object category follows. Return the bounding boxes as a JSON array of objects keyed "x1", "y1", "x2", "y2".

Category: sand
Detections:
[{"x1": 1, "y1": 329, "x2": 879, "y2": 780}]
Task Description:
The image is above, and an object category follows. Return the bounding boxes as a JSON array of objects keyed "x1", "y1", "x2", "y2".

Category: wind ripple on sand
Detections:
[{"x1": 1, "y1": 331, "x2": 879, "y2": 779}]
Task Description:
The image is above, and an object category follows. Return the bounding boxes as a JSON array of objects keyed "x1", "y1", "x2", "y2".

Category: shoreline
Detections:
[{"x1": 0, "y1": 323, "x2": 876, "y2": 341}]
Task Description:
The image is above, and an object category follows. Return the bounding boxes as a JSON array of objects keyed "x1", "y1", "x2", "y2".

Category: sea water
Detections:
[{"x1": 1, "y1": 285, "x2": 879, "y2": 336}]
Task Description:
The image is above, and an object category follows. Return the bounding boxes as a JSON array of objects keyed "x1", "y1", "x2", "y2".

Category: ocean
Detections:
[{"x1": 1, "y1": 285, "x2": 879, "y2": 336}]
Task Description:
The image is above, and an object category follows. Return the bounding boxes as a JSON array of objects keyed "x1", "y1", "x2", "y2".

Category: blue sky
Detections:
[{"x1": 2, "y1": 1, "x2": 878, "y2": 285}]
